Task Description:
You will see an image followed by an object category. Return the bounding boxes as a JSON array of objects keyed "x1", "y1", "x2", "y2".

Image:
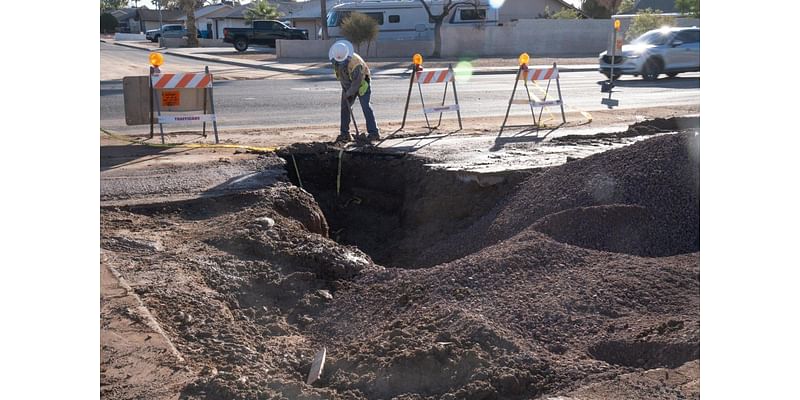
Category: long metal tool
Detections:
[{"x1": 348, "y1": 97, "x2": 360, "y2": 138}]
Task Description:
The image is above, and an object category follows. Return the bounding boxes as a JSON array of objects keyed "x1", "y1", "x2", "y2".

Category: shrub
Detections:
[
  {"x1": 552, "y1": 8, "x2": 581, "y2": 19},
  {"x1": 626, "y1": 8, "x2": 676, "y2": 41},
  {"x1": 340, "y1": 12, "x2": 379, "y2": 54},
  {"x1": 100, "y1": 13, "x2": 118, "y2": 34}
]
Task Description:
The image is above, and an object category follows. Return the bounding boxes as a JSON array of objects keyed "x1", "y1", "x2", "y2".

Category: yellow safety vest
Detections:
[{"x1": 335, "y1": 54, "x2": 370, "y2": 96}]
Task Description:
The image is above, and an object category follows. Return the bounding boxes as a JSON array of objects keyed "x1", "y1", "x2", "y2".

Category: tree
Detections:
[
  {"x1": 101, "y1": 0, "x2": 128, "y2": 12},
  {"x1": 245, "y1": 0, "x2": 281, "y2": 24},
  {"x1": 580, "y1": 0, "x2": 612, "y2": 18},
  {"x1": 626, "y1": 8, "x2": 675, "y2": 41},
  {"x1": 321, "y1": 0, "x2": 329, "y2": 40},
  {"x1": 340, "y1": 12, "x2": 379, "y2": 55},
  {"x1": 595, "y1": 0, "x2": 623, "y2": 15},
  {"x1": 551, "y1": 7, "x2": 581, "y2": 19},
  {"x1": 618, "y1": 0, "x2": 635, "y2": 14},
  {"x1": 101, "y1": 12, "x2": 119, "y2": 33},
  {"x1": 417, "y1": 0, "x2": 480, "y2": 58},
  {"x1": 675, "y1": 0, "x2": 699, "y2": 18}
]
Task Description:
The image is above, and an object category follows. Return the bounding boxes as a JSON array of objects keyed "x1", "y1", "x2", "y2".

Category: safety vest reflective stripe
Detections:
[
  {"x1": 416, "y1": 69, "x2": 453, "y2": 84},
  {"x1": 152, "y1": 73, "x2": 213, "y2": 89},
  {"x1": 519, "y1": 68, "x2": 559, "y2": 81}
]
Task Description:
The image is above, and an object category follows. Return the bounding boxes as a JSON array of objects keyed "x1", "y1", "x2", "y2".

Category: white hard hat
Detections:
[{"x1": 329, "y1": 40, "x2": 354, "y2": 62}]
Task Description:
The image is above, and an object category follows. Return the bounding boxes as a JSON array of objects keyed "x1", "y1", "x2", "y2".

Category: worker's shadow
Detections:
[
  {"x1": 489, "y1": 124, "x2": 563, "y2": 152},
  {"x1": 376, "y1": 127, "x2": 462, "y2": 153}
]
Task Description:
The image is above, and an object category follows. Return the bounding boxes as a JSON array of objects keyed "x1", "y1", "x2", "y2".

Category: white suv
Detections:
[{"x1": 599, "y1": 27, "x2": 700, "y2": 81}]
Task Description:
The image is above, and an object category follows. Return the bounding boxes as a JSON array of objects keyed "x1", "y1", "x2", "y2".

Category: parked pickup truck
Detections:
[{"x1": 223, "y1": 20, "x2": 308, "y2": 52}]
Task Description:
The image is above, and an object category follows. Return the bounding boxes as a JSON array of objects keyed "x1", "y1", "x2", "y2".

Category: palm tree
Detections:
[
  {"x1": 245, "y1": 0, "x2": 281, "y2": 24},
  {"x1": 159, "y1": 0, "x2": 205, "y2": 47}
]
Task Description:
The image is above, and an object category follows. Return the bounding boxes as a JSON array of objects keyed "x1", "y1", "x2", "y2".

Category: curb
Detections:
[{"x1": 103, "y1": 39, "x2": 598, "y2": 77}]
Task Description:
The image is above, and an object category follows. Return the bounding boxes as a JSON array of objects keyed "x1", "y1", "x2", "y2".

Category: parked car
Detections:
[
  {"x1": 598, "y1": 26, "x2": 700, "y2": 81},
  {"x1": 223, "y1": 20, "x2": 308, "y2": 52},
  {"x1": 146, "y1": 24, "x2": 191, "y2": 42}
]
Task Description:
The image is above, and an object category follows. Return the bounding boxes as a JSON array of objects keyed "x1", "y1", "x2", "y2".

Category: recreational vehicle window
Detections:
[
  {"x1": 327, "y1": 11, "x2": 385, "y2": 27},
  {"x1": 458, "y1": 8, "x2": 486, "y2": 21},
  {"x1": 450, "y1": 6, "x2": 494, "y2": 23},
  {"x1": 389, "y1": 15, "x2": 400, "y2": 23}
]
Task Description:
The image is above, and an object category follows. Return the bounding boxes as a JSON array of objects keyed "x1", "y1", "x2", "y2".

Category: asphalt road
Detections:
[{"x1": 100, "y1": 43, "x2": 700, "y2": 133}]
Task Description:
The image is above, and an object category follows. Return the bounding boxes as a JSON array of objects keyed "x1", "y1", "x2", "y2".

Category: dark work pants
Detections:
[{"x1": 341, "y1": 85, "x2": 379, "y2": 135}]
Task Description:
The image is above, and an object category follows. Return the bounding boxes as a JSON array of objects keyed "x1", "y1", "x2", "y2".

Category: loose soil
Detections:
[{"x1": 100, "y1": 117, "x2": 699, "y2": 399}]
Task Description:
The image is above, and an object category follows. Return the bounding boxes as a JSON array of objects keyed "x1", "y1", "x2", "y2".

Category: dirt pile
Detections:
[{"x1": 413, "y1": 129, "x2": 700, "y2": 267}]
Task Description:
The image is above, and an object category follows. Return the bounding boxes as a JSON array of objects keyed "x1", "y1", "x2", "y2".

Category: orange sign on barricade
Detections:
[
  {"x1": 149, "y1": 59, "x2": 219, "y2": 144},
  {"x1": 399, "y1": 54, "x2": 462, "y2": 132},
  {"x1": 500, "y1": 56, "x2": 567, "y2": 135}
]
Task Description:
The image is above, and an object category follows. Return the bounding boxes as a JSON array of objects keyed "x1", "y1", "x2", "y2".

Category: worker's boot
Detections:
[
  {"x1": 354, "y1": 134, "x2": 370, "y2": 145},
  {"x1": 335, "y1": 133, "x2": 353, "y2": 143},
  {"x1": 366, "y1": 132, "x2": 380, "y2": 141}
]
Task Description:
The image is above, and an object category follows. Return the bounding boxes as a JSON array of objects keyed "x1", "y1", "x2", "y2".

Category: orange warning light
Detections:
[
  {"x1": 614, "y1": 19, "x2": 621, "y2": 31},
  {"x1": 149, "y1": 52, "x2": 164, "y2": 67},
  {"x1": 518, "y1": 52, "x2": 530, "y2": 66},
  {"x1": 413, "y1": 53, "x2": 423, "y2": 66}
]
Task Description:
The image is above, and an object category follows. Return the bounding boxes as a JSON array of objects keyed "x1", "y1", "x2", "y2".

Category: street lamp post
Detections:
[{"x1": 157, "y1": 0, "x2": 164, "y2": 32}]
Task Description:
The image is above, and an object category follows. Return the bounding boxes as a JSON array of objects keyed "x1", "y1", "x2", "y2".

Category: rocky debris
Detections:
[{"x1": 101, "y1": 120, "x2": 700, "y2": 400}]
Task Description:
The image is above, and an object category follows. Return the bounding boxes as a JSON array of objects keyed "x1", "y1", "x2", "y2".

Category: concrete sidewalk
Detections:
[{"x1": 104, "y1": 39, "x2": 598, "y2": 78}]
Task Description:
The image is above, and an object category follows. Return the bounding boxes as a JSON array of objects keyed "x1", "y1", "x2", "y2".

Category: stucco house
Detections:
[
  {"x1": 137, "y1": 8, "x2": 186, "y2": 32},
  {"x1": 178, "y1": 3, "x2": 234, "y2": 39}
]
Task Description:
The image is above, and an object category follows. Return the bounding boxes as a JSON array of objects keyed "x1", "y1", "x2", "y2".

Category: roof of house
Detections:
[
  {"x1": 633, "y1": 0, "x2": 678, "y2": 13},
  {"x1": 213, "y1": 4, "x2": 250, "y2": 19},
  {"x1": 138, "y1": 8, "x2": 186, "y2": 22},
  {"x1": 111, "y1": 7, "x2": 141, "y2": 21},
  {"x1": 178, "y1": 3, "x2": 234, "y2": 20}
]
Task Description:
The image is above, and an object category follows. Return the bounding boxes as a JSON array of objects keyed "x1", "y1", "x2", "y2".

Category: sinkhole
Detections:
[{"x1": 277, "y1": 144, "x2": 530, "y2": 268}]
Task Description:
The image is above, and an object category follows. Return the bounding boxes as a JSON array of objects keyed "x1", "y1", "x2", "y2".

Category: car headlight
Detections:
[{"x1": 625, "y1": 53, "x2": 640, "y2": 59}]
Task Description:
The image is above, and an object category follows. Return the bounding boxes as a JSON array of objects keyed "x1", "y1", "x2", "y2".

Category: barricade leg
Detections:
[
  {"x1": 435, "y1": 80, "x2": 448, "y2": 129},
  {"x1": 202, "y1": 87, "x2": 208, "y2": 138},
  {"x1": 556, "y1": 76, "x2": 566, "y2": 123},
  {"x1": 416, "y1": 82, "x2": 432, "y2": 131},
  {"x1": 399, "y1": 64, "x2": 418, "y2": 131},
  {"x1": 500, "y1": 68, "x2": 523, "y2": 135},
  {"x1": 524, "y1": 80, "x2": 537, "y2": 128},
  {"x1": 452, "y1": 79, "x2": 463, "y2": 131}
]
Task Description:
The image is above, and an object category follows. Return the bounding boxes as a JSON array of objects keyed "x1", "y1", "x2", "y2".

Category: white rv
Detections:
[{"x1": 325, "y1": 0, "x2": 499, "y2": 41}]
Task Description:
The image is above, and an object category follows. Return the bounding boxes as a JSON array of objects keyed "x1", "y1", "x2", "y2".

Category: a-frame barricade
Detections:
[
  {"x1": 500, "y1": 62, "x2": 566, "y2": 135},
  {"x1": 150, "y1": 65, "x2": 219, "y2": 144},
  {"x1": 399, "y1": 63, "x2": 462, "y2": 132}
]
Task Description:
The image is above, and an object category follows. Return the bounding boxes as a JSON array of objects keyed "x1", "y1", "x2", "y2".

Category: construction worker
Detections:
[{"x1": 329, "y1": 40, "x2": 380, "y2": 143}]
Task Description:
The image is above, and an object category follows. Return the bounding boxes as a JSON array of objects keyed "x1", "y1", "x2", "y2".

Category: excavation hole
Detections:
[
  {"x1": 277, "y1": 144, "x2": 530, "y2": 268},
  {"x1": 588, "y1": 340, "x2": 699, "y2": 369}
]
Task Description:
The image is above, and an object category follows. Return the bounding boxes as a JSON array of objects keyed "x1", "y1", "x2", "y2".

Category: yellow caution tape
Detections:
[{"x1": 101, "y1": 128, "x2": 278, "y2": 153}]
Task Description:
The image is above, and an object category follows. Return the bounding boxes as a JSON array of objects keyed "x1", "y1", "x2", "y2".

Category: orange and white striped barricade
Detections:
[
  {"x1": 149, "y1": 65, "x2": 219, "y2": 144},
  {"x1": 399, "y1": 63, "x2": 462, "y2": 132},
  {"x1": 499, "y1": 62, "x2": 566, "y2": 135}
]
